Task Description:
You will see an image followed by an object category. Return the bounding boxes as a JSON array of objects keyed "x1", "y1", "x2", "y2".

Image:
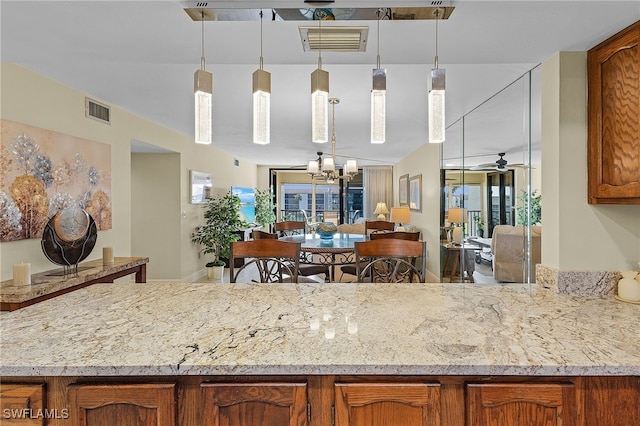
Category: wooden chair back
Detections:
[
  {"x1": 230, "y1": 240, "x2": 301, "y2": 283},
  {"x1": 370, "y1": 231, "x2": 420, "y2": 241},
  {"x1": 252, "y1": 230, "x2": 277, "y2": 240},
  {"x1": 354, "y1": 239, "x2": 426, "y2": 283},
  {"x1": 365, "y1": 220, "x2": 395, "y2": 234},
  {"x1": 274, "y1": 221, "x2": 306, "y2": 237}
]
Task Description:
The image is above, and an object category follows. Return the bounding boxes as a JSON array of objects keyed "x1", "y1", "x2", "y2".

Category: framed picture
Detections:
[
  {"x1": 189, "y1": 170, "x2": 212, "y2": 204},
  {"x1": 399, "y1": 174, "x2": 409, "y2": 206},
  {"x1": 409, "y1": 174, "x2": 422, "y2": 212}
]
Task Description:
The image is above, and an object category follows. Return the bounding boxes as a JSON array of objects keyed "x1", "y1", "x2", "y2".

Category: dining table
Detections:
[{"x1": 278, "y1": 233, "x2": 367, "y2": 281}]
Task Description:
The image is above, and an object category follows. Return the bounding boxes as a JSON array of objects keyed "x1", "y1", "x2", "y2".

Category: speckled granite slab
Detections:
[
  {"x1": 0, "y1": 257, "x2": 148, "y2": 304},
  {"x1": 536, "y1": 264, "x2": 620, "y2": 295},
  {"x1": 1, "y1": 282, "x2": 638, "y2": 377}
]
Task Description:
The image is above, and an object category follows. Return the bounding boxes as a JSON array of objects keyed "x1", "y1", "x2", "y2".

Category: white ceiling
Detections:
[{"x1": 2, "y1": 1, "x2": 639, "y2": 167}]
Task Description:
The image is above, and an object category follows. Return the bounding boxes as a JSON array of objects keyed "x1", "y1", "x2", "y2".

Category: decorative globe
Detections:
[{"x1": 316, "y1": 222, "x2": 338, "y2": 240}]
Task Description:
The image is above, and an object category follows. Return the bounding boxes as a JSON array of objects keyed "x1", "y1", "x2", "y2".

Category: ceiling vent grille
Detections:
[
  {"x1": 85, "y1": 97, "x2": 111, "y2": 125},
  {"x1": 299, "y1": 26, "x2": 368, "y2": 52}
]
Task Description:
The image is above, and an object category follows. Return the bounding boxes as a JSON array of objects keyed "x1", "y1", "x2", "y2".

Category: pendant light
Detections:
[
  {"x1": 194, "y1": 10, "x2": 213, "y2": 145},
  {"x1": 428, "y1": 9, "x2": 445, "y2": 144},
  {"x1": 253, "y1": 10, "x2": 271, "y2": 145},
  {"x1": 311, "y1": 16, "x2": 329, "y2": 143},
  {"x1": 371, "y1": 8, "x2": 386, "y2": 144}
]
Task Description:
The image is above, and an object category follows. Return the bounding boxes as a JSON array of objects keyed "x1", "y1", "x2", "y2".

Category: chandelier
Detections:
[{"x1": 307, "y1": 98, "x2": 358, "y2": 183}]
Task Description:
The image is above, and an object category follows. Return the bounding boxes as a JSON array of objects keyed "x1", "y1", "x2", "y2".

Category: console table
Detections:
[{"x1": 0, "y1": 257, "x2": 148, "y2": 312}]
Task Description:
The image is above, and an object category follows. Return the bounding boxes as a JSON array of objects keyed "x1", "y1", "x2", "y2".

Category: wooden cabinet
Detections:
[
  {"x1": 2, "y1": 375, "x2": 637, "y2": 425},
  {"x1": 201, "y1": 382, "x2": 308, "y2": 426},
  {"x1": 466, "y1": 382, "x2": 577, "y2": 426},
  {"x1": 0, "y1": 383, "x2": 46, "y2": 425},
  {"x1": 334, "y1": 383, "x2": 441, "y2": 426},
  {"x1": 67, "y1": 383, "x2": 176, "y2": 426},
  {"x1": 588, "y1": 21, "x2": 640, "y2": 204}
]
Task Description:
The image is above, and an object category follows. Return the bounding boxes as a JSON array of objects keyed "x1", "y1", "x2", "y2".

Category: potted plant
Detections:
[
  {"x1": 254, "y1": 188, "x2": 276, "y2": 232},
  {"x1": 191, "y1": 191, "x2": 247, "y2": 281},
  {"x1": 473, "y1": 215, "x2": 485, "y2": 237},
  {"x1": 516, "y1": 190, "x2": 542, "y2": 226}
]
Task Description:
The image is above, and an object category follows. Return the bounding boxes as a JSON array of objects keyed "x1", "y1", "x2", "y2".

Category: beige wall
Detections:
[
  {"x1": 131, "y1": 153, "x2": 181, "y2": 280},
  {"x1": 395, "y1": 144, "x2": 442, "y2": 282},
  {"x1": 541, "y1": 52, "x2": 640, "y2": 271},
  {"x1": 0, "y1": 63, "x2": 258, "y2": 281}
]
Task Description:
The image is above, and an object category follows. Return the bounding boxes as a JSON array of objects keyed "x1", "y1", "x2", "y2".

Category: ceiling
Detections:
[{"x1": 2, "y1": 1, "x2": 639, "y2": 167}]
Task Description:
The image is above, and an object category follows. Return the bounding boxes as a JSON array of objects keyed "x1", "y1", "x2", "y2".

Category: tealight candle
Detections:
[
  {"x1": 103, "y1": 247, "x2": 114, "y2": 265},
  {"x1": 13, "y1": 262, "x2": 31, "y2": 285}
]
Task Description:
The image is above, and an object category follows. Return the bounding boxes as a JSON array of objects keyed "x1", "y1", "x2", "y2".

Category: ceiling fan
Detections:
[{"x1": 470, "y1": 153, "x2": 528, "y2": 172}]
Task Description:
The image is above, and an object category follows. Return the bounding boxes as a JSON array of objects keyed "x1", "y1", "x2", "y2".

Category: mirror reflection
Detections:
[{"x1": 440, "y1": 66, "x2": 541, "y2": 285}]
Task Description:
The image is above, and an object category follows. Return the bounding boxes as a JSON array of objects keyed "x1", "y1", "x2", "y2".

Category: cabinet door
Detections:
[
  {"x1": 588, "y1": 21, "x2": 640, "y2": 204},
  {"x1": 467, "y1": 383, "x2": 576, "y2": 426},
  {"x1": 68, "y1": 383, "x2": 176, "y2": 426},
  {"x1": 0, "y1": 383, "x2": 45, "y2": 425},
  {"x1": 334, "y1": 383, "x2": 441, "y2": 426},
  {"x1": 201, "y1": 383, "x2": 307, "y2": 426}
]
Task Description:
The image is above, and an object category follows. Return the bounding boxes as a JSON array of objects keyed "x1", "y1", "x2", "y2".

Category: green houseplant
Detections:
[
  {"x1": 473, "y1": 215, "x2": 485, "y2": 237},
  {"x1": 191, "y1": 191, "x2": 247, "y2": 277},
  {"x1": 516, "y1": 190, "x2": 542, "y2": 226},
  {"x1": 254, "y1": 188, "x2": 276, "y2": 232}
]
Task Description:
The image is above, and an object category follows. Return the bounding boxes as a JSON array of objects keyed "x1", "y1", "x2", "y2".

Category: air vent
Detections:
[
  {"x1": 85, "y1": 97, "x2": 111, "y2": 125},
  {"x1": 299, "y1": 26, "x2": 368, "y2": 52}
]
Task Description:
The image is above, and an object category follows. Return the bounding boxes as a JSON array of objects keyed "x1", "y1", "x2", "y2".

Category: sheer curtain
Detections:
[{"x1": 362, "y1": 166, "x2": 393, "y2": 220}]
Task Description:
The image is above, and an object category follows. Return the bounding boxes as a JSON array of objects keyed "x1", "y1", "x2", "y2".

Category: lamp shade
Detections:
[
  {"x1": 390, "y1": 206, "x2": 411, "y2": 224},
  {"x1": 373, "y1": 202, "x2": 389, "y2": 220},
  {"x1": 448, "y1": 207, "x2": 467, "y2": 224}
]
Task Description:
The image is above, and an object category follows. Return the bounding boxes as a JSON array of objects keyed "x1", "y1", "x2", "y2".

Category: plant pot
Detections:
[{"x1": 207, "y1": 265, "x2": 224, "y2": 282}]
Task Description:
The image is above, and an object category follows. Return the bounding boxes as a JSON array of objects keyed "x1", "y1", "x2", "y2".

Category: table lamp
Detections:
[
  {"x1": 373, "y1": 202, "x2": 389, "y2": 220},
  {"x1": 448, "y1": 207, "x2": 467, "y2": 244},
  {"x1": 390, "y1": 207, "x2": 411, "y2": 231}
]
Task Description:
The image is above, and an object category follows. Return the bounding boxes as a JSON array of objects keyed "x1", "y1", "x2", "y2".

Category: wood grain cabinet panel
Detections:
[
  {"x1": 0, "y1": 383, "x2": 45, "y2": 425},
  {"x1": 201, "y1": 382, "x2": 308, "y2": 426},
  {"x1": 334, "y1": 382, "x2": 441, "y2": 426},
  {"x1": 466, "y1": 382, "x2": 577, "y2": 426},
  {"x1": 584, "y1": 376, "x2": 640, "y2": 426},
  {"x1": 67, "y1": 383, "x2": 176, "y2": 426},
  {"x1": 588, "y1": 21, "x2": 640, "y2": 204}
]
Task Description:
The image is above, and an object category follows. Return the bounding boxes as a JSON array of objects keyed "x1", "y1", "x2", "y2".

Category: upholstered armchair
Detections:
[{"x1": 491, "y1": 225, "x2": 541, "y2": 282}]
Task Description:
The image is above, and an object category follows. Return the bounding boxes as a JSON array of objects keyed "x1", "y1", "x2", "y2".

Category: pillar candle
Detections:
[
  {"x1": 103, "y1": 246, "x2": 114, "y2": 265},
  {"x1": 13, "y1": 263, "x2": 31, "y2": 285}
]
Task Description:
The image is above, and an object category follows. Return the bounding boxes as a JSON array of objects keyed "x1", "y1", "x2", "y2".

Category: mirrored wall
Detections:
[{"x1": 440, "y1": 66, "x2": 542, "y2": 285}]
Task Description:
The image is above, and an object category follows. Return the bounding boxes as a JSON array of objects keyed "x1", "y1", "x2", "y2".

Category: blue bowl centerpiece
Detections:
[{"x1": 316, "y1": 222, "x2": 338, "y2": 240}]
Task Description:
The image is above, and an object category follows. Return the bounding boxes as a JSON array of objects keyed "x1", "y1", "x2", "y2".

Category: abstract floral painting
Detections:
[{"x1": 0, "y1": 120, "x2": 112, "y2": 242}]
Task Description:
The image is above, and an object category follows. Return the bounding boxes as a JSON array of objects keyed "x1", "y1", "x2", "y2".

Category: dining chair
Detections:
[
  {"x1": 338, "y1": 231, "x2": 421, "y2": 281},
  {"x1": 274, "y1": 221, "x2": 330, "y2": 281},
  {"x1": 354, "y1": 239, "x2": 426, "y2": 283},
  {"x1": 229, "y1": 239, "x2": 301, "y2": 283},
  {"x1": 364, "y1": 220, "x2": 395, "y2": 234},
  {"x1": 251, "y1": 230, "x2": 278, "y2": 240}
]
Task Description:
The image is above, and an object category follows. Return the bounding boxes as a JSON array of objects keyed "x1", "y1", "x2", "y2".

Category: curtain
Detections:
[{"x1": 363, "y1": 166, "x2": 393, "y2": 220}]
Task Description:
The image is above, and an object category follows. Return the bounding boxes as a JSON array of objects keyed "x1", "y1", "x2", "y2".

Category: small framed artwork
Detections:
[
  {"x1": 189, "y1": 170, "x2": 212, "y2": 204},
  {"x1": 409, "y1": 174, "x2": 422, "y2": 212},
  {"x1": 399, "y1": 174, "x2": 409, "y2": 206}
]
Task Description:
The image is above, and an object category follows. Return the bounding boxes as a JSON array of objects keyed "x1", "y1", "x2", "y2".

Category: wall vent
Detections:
[{"x1": 85, "y1": 97, "x2": 111, "y2": 125}]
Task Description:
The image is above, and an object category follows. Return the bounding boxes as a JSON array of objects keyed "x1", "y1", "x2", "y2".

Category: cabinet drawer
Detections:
[{"x1": 0, "y1": 383, "x2": 45, "y2": 426}]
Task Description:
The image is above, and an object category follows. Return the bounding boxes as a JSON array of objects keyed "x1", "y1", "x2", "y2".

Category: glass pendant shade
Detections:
[
  {"x1": 428, "y1": 68, "x2": 445, "y2": 143},
  {"x1": 252, "y1": 68, "x2": 271, "y2": 145},
  {"x1": 345, "y1": 159, "x2": 358, "y2": 175},
  {"x1": 322, "y1": 156, "x2": 335, "y2": 172},
  {"x1": 311, "y1": 68, "x2": 329, "y2": 143},
  {"x1": 371, "y1": 68, "x2": 386, "y2": 144},
  {"x1": 307, "y1": 160, "x2": 319, "y2": 174},
  {"x1": 194, "y1": 69, "x2": 213, "y2": 145}
]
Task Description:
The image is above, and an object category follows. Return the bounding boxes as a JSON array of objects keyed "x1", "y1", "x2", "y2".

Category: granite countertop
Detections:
[
  {"x1": 0, "y1": 257, "x2": 149, "y2": 304},
  {"x1": 1, "y1": 282, "x2": 638, "y2": 377}
]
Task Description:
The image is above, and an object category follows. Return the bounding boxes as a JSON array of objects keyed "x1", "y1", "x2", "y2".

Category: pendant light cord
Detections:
[
  {"x1": 200, "y1": 10, "x2": 206, "y2": 71},
  {"x1": 376, "y1": 9, "x2": 382, "y2": 68},
  {"x1": 434, "y1": 10, "x2": 440, "y2": 69},
  {"x1": 259, "y1": 9, "x2": 264, "y2": 70},
  {"x1": 318, "y1": 16, "x2": 322, "y2": 70}
]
